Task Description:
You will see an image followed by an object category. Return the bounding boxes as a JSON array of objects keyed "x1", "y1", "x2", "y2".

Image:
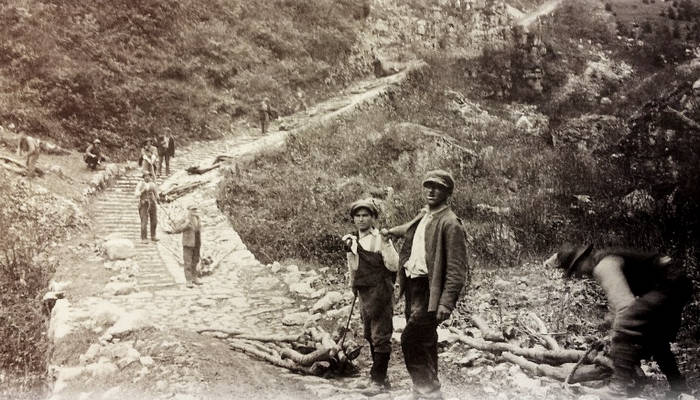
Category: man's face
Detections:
[
  {"x1": 693, "y1": 87, "x2": 700, "y2": 98},
  {"x1": 352, "y1": 209, "x2": 375, "y2": 232},
  {"x1": 423, "y1": 182, "x2": 450, "y2": 207},
  {"x1": 144, "y1": 175, "x2": 152, "y2": 183}
]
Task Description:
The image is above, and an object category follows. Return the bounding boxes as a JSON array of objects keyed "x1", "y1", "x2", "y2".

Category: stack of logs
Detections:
[
  {"x1": 198, "y1": 325, "x2": 359, "y2": 377},
  {"x1": 452, "y1": 314, "x2": 612, "y2": 384}
]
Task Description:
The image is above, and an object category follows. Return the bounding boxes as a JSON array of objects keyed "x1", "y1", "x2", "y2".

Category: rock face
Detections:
[
  {"x1": 103, "y1": 238, "x2": 136, "y2": 261},
  {"x1": 553, "y1": 114, "x2": 627, "y2": 153}
]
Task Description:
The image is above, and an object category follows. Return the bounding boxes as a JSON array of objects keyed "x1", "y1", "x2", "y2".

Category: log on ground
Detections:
[{"x1": 501, "y1": 352, "x2": 611, "y2": 384}]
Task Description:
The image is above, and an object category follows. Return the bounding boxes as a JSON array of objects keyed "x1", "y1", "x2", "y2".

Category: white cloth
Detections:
[
  {"x1": 403, "y1": 205, "x2": 448, "y2": 278},
  {"x1": 344, "y1": 228, "x2": 399, "y2": 278}
]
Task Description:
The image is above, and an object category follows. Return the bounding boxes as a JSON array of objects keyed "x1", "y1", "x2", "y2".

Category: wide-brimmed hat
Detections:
[
  {"x1": 422, "y1": 169, "x2": 454, "y2": 193},
  {"x1": 555, "y1": 243, "x2": 593, "y2": 277},
  {"x1": 349, "y1": 198, "x2": 378, "y2": 218}
]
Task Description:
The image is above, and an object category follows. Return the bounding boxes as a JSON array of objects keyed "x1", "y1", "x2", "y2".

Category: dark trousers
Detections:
[
  {"x1": 611, "y1": 286, "x2": 691, "y2": 394},
  {"x1": 183, "y1": 245, "x2": 200, "y2": 283},
  {"x1": 259, "y1": 111, "x2": 269, "y2": 134},
  {"x1": 138, "y1": 200, "x2": 157, "y2": 240},
  {"x1": 358, "y1": 279, "x2": 393, "y2": 384},
  {"x1": 401, "y1": 277, "x2": 441, "y2": 398},
  {"x1": 157, "y1": 154, "x2": 170, "y2": 176}
]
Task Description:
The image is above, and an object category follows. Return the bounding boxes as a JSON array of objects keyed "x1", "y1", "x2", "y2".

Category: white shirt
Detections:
[
  {"x1": 404, "y1": 205, "x2": 448, "y2": 278},
  {"x1": 344, "y1": 228, "x2": 399, "y2": 278}
]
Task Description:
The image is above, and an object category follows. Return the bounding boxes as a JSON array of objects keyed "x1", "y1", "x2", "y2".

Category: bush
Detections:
[{"x1": 605, "y1": 2, "x2": 613, "y2": 11}]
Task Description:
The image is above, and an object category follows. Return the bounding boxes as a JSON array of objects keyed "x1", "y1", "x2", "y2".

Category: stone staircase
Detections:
[{"x1": 93, "y1": 136, "x2": 257, "y2": 291}]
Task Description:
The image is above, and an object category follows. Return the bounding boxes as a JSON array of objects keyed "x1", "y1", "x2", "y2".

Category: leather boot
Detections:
[{"x1": 370, "y1": 351, "x2": 391, "y2": 389}]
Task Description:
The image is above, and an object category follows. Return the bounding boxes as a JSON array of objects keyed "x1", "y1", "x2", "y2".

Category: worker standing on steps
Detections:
[
  {"x1": 134, "y1": 172, "x2": 159, "y2": 243},
  {"x1": 165, "y1": 203, "x2": 202, "y2": 288},
  {"x1": 156, "y1": 128, "x2": 175, "y2": 177},
  {"x1": 342, "y1": 198, "x2": 399, "y2": 393},
  {"x1": 140, "y1": 138, "x2": 158, "y2": 178}
]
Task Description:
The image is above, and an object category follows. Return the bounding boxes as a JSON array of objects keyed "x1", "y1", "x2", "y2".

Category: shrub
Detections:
[{"x1": 605, "y1": 2, "x2": 613, "y2": 11}]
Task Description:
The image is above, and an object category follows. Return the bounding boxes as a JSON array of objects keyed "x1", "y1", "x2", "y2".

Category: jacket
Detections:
[
  {"x1": 397, "y1": 206, "x2": 468, "y2": 312},
  {"x1": 172, "y1": 214, "x2": 201, "y2": 248}
]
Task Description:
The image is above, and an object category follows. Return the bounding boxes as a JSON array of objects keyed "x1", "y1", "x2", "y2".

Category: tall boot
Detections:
[{"x1": 370, "y1": 351, "x2": 391, "y2": 389}]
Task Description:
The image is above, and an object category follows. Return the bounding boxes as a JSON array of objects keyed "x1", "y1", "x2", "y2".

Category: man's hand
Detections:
[{"x1": 436, "y1": 305, "x2": 451, "y2": 322}]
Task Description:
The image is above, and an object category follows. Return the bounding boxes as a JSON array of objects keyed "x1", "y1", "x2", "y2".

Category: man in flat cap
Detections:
[
  {"x1": 546, "y1": 244, "x2": 693, "y2": 399},
  {"x1": 134, "y1": 172, "x2": 159, "y2": 243},
  {"x1": 166, "y1": 203, "x2": 203, "y2": 288},
  {"x1": 384, "y1": 170, "x2": 468, "y2": 400},
  {"x1": 342, "y1": 198, "x2": 399, "y2": 392},
  {"x1": 84, "y1": 138, "x2": 106, "y2": 170}
]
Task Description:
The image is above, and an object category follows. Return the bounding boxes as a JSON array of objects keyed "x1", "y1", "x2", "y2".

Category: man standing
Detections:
[
  {"x1": 259, "y1": 97, "x2": 273, "y2": 134},
  {"x1": 16, "y1": 134, "x2": 40, "y2": 178},
  {"x1": 165, "y1": 204, "x2": 202, "y2": 288},
  {"x1": 140, "y1": 138, "x2": 158, "y2": 178},
  {"x1": 342, "y1": 199, "x2": 399, "y2": 391},
  {"x1": 385, "y1": 170, "x2": 468, "y2": 400},
  {"x1": 134, "y1": 172, "x2": 159, "y2": 243},
  {"x1": 84, "y1": 139, "x2": 104, "y2": 170},
  {"x1": 157, "y1": 129, "x2": 175, "y2": 177},
  {"x1": 547, "y1": 244, "x2": 693, "y2": 399}
]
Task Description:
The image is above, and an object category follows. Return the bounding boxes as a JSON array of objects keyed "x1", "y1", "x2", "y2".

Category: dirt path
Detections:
[{"x1": 516, "y1": 0, "x2": 564, "y2": 27}]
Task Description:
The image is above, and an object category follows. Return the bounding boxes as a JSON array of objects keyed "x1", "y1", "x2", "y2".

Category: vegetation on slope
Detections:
[{"x1": 0, "y1": 0, "x2": 370, "y2": 159}]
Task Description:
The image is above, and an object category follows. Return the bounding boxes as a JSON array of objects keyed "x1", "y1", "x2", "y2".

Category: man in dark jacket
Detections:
[
  {"x1": 342, "y1": 198, "x2": 399, "y2": 391},
  {"x1": 547, "y1": 244, "x2": 693, "y2": 399},
  {"x1": 385, "y1": 170, "x2": 468, "y2": 400},
  {"x1": 156, "y1": 129, "x2": 175, "y2": 177}
]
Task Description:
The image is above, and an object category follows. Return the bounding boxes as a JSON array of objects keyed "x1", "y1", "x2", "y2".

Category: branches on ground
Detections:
[
  {"x1": 448, "y1": 327, "x2": 613, "y2": 370},
  {"x1": 502, "y1": 352, "x2": 611, "y2": 384},
  {"x1": 470, "y1": 314, "x2": 505, "y2": 342}
]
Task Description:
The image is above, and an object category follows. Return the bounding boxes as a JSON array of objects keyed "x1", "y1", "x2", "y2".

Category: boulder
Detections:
[
  {"x1": 103, "y1": 238, "x2": 135, "y2": 261},
  {"x1": 103, "y1": 280, "x2": 137, "y2": 296},
  {"x1": 311, "y1": 291, "x2": 344, "y2": 314},
  {"x1": 105, "y1": 310, "x2": 152, "y2": 340},
  {"x1": 49, "y1": 299, "x2": 74, "y2": 341}
]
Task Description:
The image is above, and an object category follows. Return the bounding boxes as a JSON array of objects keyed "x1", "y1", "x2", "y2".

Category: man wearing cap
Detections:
[
  {"x1": 165, "y1": 204, "x2": 202, "y2": 288},
  {"x1": 259, "y1": 97, "x2": 274, "y2": 134},
  {"x1": 134, "y1": 172, "x2": 159, "y2": 243},
  {"x1": 84, "y1": 139, "x2": 105, "y2": 170},
  {"x1": 16, "y1": 133, "x2": 41, "y2": 178},
  {"x1": 546, "y1": 244, "x2": 693, "y2": 399},
  {"x1": 140, "y1": 138, "x2": 158, "y2": 177},
  {"x1": 384, "y1": 170, "x2": 468, "y2": 400},
  {"x1": 156, "y1": 129, "x2": 175, "y2": 177},
  {"x1": 342, "y1": 198, "x2": 399, "y2": 392}
]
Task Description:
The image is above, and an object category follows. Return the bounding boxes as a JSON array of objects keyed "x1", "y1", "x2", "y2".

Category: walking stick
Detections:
[{"x1": 339, "y1": 293, "x2": 358, "y2": 349}]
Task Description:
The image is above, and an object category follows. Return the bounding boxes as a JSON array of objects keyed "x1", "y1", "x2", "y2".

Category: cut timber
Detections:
[
  {"x1": 502, "y1": 352, "x2": 610, "y2": 384},
  {"x1": 523, "y1": 312, "x2": 561, "y2": 350},
  {"x1": 280, "y1": 347, "x2": 332, "y2": 366},
  {"x1": 228, "y1": 340, "x2": 326, "y2": 376},
  {"x1": 198, "y1": 328, "x2": 301, "y2": 343},
  {"x1": 471, "y1": 315, "x2": 505, "y2": 342},
  {"x1": 160, "y1": 180, "x2": 206, "y2": 201},
  {"x1": 448, "y1": 327, "x2": 613, "y2": 369}
]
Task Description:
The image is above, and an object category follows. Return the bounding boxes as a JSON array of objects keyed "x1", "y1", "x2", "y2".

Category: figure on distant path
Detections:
[
  {"x1": 259, "y1": 97, "x2": 274, "y2": 134},
  {"x1": 384, "y1": 170, "x2": 469, "y2": 400},
  {"x1": 166, "y1": 203, "x2": 202, "y2": 288},
  {"x1": 342, "y1": 198, "x2": 399, "y2": 393},
  {"x1": 140, "y1": 138, "x2": 158, "y2": 177},
  {"x1": 546, "y1": 244, "x2": 693, "y2": 400},
  {"x1": 157, "y1": 129, "x2": 175, "y2": 177},
  {"x1": 134, "y1": 172, "x2": 159, "y2": 243},
  {"x1": 84, "y1": 138, "x2": 107, "y2": 170},
  {"x1": 16, "y1": 133, "x2": 40, "y2": 178}
]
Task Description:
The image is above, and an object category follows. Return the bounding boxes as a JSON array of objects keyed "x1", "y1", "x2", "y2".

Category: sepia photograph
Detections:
[{"x1": 0, "y1": 0, "x2": 698, "y2": 399}]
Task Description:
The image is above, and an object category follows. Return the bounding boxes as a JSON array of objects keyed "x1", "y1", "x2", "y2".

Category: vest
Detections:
[{"x1": 353, "y1": 243, "x2": 395, "y2": 288}]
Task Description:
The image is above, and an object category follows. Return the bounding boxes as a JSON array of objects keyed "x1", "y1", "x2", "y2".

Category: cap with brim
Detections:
[
  {"x1": 556, "y1": 243, "x2": 593, "y2": 277},
  {"x1": 93, "y1": 139, "x2": 101, "y2": 144},
  {"x1": 349, "y1": 199, "x2": 378, "y2": 218},
  {"x1": 693, "y1": 79, "x2": 700, "y2": 89},
  {"x1": 422, "y1": 169, "x2": 454, "y2": 193}
]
